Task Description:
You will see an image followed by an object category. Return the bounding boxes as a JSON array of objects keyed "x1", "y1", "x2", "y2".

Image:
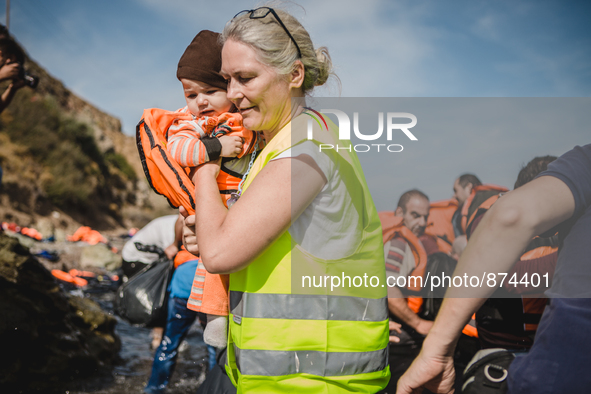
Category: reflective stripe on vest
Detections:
[
  {"x1": 233, "y1": 344, "x2": 388, "y2": 377},
  {"x1": 230, "y1": 291, "x2": 388, "y2": 322}
]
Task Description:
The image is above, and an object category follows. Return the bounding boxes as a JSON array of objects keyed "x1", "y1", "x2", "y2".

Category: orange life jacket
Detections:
[
  {"x1": 425, "y1": 198, "x2": 458, "y2": 254},
  {"x1": 136, "y1": 108, "x2": 259, "y2": 212},
  {"x1": 20, "y1": 227, "x2": 43, "y2": 241},
  {"x1": 461, "y1": 184, "x2": 509, "y2": 234},
  {"x1": 379, "y1": 212, "x2": 428, "y2": 293},
  {"x1": 67, "y1": 226, "x2": 107, "y2": 245},
  {"x1": 51, "y1": 269, "x2": 88, "y2": 287},
  {"x1": 173, "y1": 245, "x2": 198, "y2": 269},
  {"x1": 464, "y1": 194, "x2": 500, "y2": 239},
  {"x1": 513, "y1": 237, "x2": 557, "y2": 334}
]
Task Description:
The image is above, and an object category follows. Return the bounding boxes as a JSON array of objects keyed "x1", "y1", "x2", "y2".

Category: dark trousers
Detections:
[{"x1": 145, "y1": 297, "x2": 198, "y2": 394}]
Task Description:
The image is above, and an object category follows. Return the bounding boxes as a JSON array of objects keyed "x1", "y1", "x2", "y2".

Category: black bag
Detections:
[
  {"x1": 196, "y1": 348, "x2": 237, "y2": 394},
  {"x1": 196, "y1": 365, "x2": 237, "y2": 394},
  {"x1": 114, "y1": 255, "x2": 173, "y2": 327},
  {"x1": 462, "y1": 348, "x2": 516, "y2": 394}
]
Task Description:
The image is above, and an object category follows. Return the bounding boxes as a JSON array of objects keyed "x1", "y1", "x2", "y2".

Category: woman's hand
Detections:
[{"x1": 179, "y1": 206, "x2": 199, "y2": 256}]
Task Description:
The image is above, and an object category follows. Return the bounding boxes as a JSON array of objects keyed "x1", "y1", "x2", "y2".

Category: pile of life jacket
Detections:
[
  {"x1": 20, "y1": 227, "x2": 43, "y2": 241},
  {"x1": 67, "y1": 226, "x2": 108, "y2": 245},
  {"x1": 51, "y1": 269, "x2": 93, "y2": 287},
  {"x1": 2, "y1": 222, "x2": 44, "y2": 241},
  {"x1": 51, "y1": 269, "x2": 119, "y2": 288}
]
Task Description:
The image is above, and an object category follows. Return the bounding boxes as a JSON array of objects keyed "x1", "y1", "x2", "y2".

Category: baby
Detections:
[
  {"x1": 169, "y1": 30, "x2": 260, "y2": 347},
  {"x1": 170, "y1": 30, "x2": 259, "y2": 205}
]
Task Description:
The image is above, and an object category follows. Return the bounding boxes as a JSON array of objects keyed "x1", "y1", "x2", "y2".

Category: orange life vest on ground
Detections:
[
  {"x1": 136, "y1": 108, "x2": 259, "y2": 212},
  {"x1": 67, "y1": 226, "x2": 107, "y2": 245},
  {"x1": 51, "y1": 270, "x2": 88, "y2": 287},
  {"x1": 20, "y1": 227, "x2": 43, "y2": 241},
  {"x1": 425, "y1": 198, "x2": 458, "y2": 254}
]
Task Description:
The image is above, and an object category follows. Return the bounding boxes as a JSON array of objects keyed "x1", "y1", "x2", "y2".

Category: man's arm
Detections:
[
  {"x1": 396, "y1": 175, "x2": 575, "y2": 394},
  {"x1": 388, "y1": 289, "x2": 433, "y2": 336}
]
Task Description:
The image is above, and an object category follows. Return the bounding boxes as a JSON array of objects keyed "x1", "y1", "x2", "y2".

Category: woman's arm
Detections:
[{"x1": 185, "y1": 153, "x2": 326, "y2": 274}]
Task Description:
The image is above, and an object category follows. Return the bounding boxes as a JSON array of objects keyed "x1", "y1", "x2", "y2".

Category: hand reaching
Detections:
[{"x1": 396, "y1": 347, "x2": 456, "y2": 394}]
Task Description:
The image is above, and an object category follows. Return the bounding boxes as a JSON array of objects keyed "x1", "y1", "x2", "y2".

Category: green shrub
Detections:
[{"x1": 105, "y1": 150, "x2": 137, "y2": 181}]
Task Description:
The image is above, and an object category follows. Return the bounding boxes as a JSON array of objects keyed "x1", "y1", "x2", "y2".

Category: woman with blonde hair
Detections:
[{"x1": 182, "y1": 6, "x2": 393, "y2": 393}]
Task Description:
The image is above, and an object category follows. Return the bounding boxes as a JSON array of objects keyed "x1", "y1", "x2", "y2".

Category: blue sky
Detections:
[{"x1": 4, "y1": 0, "x2": 590, "y2": 205}]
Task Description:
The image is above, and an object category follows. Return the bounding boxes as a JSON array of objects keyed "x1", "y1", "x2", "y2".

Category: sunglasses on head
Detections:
[{"x1": 233, "y1": 7, "x2": 302, "y2": 59}]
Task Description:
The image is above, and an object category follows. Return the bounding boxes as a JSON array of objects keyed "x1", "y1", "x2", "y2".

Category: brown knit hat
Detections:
[{"x1": 177, "y1": 30, "x2": 227, "y2": 90}]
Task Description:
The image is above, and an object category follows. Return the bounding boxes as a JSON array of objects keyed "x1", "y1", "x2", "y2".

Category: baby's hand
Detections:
[{"x1": 219, "y1": 135, "x2": 243, "y2": 158}]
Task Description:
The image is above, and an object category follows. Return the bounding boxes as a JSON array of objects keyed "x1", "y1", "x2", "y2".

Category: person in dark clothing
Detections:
[
  {"x1": 0, "y1": 38, "x2": 25, "y2": 113},
  {"x1": 398, "y1": 144, "x2": 591, "y2": 394}
]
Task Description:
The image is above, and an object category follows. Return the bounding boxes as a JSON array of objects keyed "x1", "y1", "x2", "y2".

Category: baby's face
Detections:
[{"x1": 181, "y1": 78, "x2": 233, "y2": 118}]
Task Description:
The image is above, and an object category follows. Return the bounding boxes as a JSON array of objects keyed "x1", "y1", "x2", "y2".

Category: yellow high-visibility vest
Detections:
[{"x1": 226, "y1": 111, "x2": 390, "y2": 393}]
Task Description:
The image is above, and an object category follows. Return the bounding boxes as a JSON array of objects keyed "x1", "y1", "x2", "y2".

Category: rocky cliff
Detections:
[{"x1": 0, "y1": 37, "x2": 174, "y2": 235}]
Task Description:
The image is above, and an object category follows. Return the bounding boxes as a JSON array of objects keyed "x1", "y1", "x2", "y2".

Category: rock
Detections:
[
  {"x1": 0, "y1": 233, "x2": 121, "y2": 393},
  {"x1": 55, "y1": 228, "x2": 67, "y2": 242},
  {"x1": 80, "y1": 243, "x2": 122, "y2": 270},
  {"x1": 35, "y1": 217, "x2": 55, "y2": 239}
]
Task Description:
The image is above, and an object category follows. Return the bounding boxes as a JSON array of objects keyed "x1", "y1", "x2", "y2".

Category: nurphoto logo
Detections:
[{"x1": 305, "y1": 108, "x2": 418, "y2": 153}]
